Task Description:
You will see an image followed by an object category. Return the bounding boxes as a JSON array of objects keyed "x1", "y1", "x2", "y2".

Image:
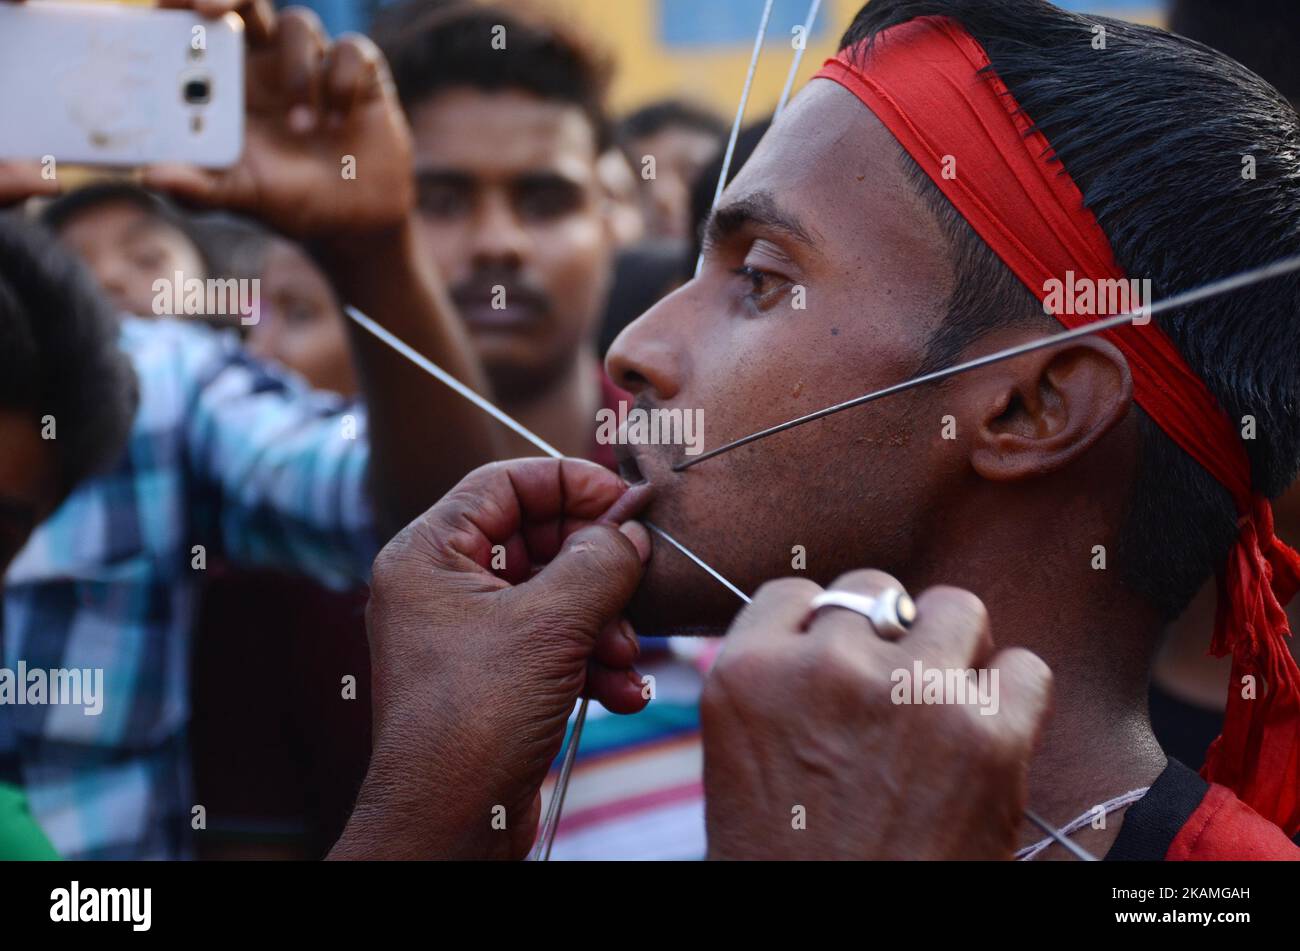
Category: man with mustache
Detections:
[
  {"x1": 373, "y1": 1, "x2": 717, "y2": 859},
  {"x1": 335, "y1": 0, "x2": 1300, "y2": 859},
  {"x1": 374, "y1": 0, "x2": 624, "y2": 465}
]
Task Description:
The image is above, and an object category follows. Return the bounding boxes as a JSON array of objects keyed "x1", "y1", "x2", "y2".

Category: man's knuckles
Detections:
[{"x1": 910, "y1": 585, "x2": 992, "y2": 665}]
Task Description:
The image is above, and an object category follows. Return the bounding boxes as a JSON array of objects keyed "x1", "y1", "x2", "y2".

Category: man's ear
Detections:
[{"x1": 965, "y1": 335, "x2": 1133, "y2": 481}]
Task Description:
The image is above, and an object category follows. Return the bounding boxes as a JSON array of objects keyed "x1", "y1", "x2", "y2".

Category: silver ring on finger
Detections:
[{"x1": 807, "y1": 587, "x2": 917, "y2": 640}]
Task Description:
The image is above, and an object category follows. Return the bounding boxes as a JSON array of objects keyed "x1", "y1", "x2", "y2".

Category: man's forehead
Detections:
[
  {"x1": 715, "y1": 80, "x2": 925, "y2": 250},
  {"x1": 410, "y1": 87, "x2": 598, "y2": 181}
]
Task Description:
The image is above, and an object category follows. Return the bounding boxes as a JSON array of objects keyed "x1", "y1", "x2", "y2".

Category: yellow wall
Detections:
[
  {"x1": 518, "y1": 0, "x2": 1164, "y2": 119},
  {"x1": 523, "y1": 0, "x2": 868, "y2": 117}
]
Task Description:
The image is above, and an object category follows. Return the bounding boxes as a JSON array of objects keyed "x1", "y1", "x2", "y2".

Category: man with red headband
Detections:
[{"x1": 330, "y1": 0, "x2": 1300, "y2": 860}]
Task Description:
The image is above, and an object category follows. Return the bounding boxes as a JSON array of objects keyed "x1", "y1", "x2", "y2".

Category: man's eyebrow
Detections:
[
  {"x1": 702, "y1": 191, "x2": 817, "y2": 252},
  {"x1": 415, "y1": 169, "x2": 475, "y2": 190},
  {"x1": 513, "y1": 171, "x2": 583, "y2": 191}
]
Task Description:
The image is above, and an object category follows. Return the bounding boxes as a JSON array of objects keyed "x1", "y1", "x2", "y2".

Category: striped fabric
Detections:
[
  {"x1": 543, "y1": 643, "x2": 711, "y2": 861},
  {"x1": 1, "y1": 316, "x2": 377, "y2": 860}
]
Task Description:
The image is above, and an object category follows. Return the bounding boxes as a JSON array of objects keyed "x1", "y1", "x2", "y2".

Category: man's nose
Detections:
[
  {"x1": 605, "y1": 287, "x2": 689, "y2": 401},
  {"x1": 469, "y1": 192, "x2": 528, "y2": 269}
]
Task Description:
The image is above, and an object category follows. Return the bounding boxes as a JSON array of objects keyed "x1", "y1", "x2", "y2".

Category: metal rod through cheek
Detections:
[
  {"x1": 345, "y1": 306, "x2": 752, "y2": 861},
  {"x1": 674, "y1": 252, "x2": 1300, "y2": 472},
  {"x1": 346, "y1": 302, "x2": 1105, "y2": 862}
]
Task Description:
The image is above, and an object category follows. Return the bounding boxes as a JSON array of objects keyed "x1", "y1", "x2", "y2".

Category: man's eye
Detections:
[
  {"x1": 517, "y1": 185, "x2": 580, "y2": 220},
  {"x1": 418, "y1": 185, "x2": 468, "y2": 218},
  {"x1": 732, "y1": 265, "x2": 788, "y2": 309}
]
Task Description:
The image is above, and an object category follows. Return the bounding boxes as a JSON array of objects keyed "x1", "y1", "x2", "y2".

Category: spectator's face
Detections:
[
  {"x1": 408, "y1": 88, "x2": 614, "y2": 400},
  {"x1": 0, "y1": 410, "x2": 57, "y2": 576},
  {"x1": 629, "y1": 125, "x2": 723, "y2": 241},
  {"x1": 56, "y1": 201, "x2": 207, "y2": 319},
  {"x1": 606, "y1": 82, "x2": 955, "y2": 635},
  {"x1": 245, "y1": 240, "x2": 356, "y2": 397}
]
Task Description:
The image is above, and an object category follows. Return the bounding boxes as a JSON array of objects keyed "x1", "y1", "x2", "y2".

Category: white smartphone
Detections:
[{"x1": 0, "y1": 2, "x2": 244, "y2": 168}]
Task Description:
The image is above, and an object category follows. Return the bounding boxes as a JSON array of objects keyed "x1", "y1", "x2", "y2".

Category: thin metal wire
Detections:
[
  {"x1": 775, "y1": 0, "x2": 823, "y2": 116},
  {"x1": 346, "y1": 301, "x2": 1097, "y2": 861},
  {"x1": 345, "y1": 306, "x2": 562, "y2": 458},
  {"x1": 345, "y1": 304, "x2": 750, "y2": 861},
  {"x1": 674, "y1": 252, "x2": 1300, "y2": 471},
  {"x1": 326, "y1": 28, "x2": 1300, "y2": 869},
  {"x1": 694, "y1": 0, "x2": 776, "y2": 278},
  {"x1": 1023, "y1": 809, "x2": 1098, "y2": 861},
  {"x1": 646, "y1": 521, "x2": 752, "y2": 604},
  {"x1": 530, "y1": 696, "x2": 588, "y2": 861}
]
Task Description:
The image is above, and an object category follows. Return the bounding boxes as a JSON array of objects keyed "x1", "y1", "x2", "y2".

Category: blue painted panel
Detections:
[{"x1": 661, "y1": 0, "x2": 830, "y2": 49}]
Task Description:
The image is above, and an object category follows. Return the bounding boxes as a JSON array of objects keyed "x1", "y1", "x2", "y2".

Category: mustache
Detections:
[{"x1": 450, "y1": 271, "x2": 550, "y2": 312}]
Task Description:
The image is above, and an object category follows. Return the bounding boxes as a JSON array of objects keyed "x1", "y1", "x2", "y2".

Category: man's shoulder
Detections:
[
  {"x1": 1107, "y1": 758, "x2": 1299, "y2": 861},
  {"x1": 1167, "y1": 782, "x2": 1299, "y2": 860}
]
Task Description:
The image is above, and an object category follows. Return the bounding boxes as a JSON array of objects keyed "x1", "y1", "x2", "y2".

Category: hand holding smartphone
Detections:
[{"x1": 0, "y1": 2, "x2": 245, "y2": 168}]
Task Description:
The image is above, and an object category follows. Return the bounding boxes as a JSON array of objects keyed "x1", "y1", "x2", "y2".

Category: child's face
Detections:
[
  {"x1": 245, "y1": 239, "x2": 355, "y2": 397},
  {"x1": 57, "y1": 200, "x2": 207, "y2": 319}
]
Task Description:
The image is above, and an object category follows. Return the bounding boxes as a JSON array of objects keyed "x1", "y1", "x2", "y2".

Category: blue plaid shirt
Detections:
[{"x1": 1, "y1": 316, "x2": 378, "y2": 860}]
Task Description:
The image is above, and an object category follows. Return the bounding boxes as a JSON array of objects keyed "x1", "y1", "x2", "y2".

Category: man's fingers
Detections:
[
  {"x1": 722, "y1": 577, "x2": 822, "y2": 654},
  {"x1": 0, "y1": 160, "x2": 59, "y2": 206},
  {"x1": 514, "y1": 523, "x2": 647, "y2": 639},
  {"x1": 806, "y1": 568, "x2": 908, "y2": 647},
  {"x1": 585, "y1": 662, "x2": 650, "y2": 715},
  {"x1": 427, "y1": 459, "x2": 630, "y2": 567},
  {"x1": 321, "y1": 34, "x2": 385, "y2": 126},
  {"x1": 160, "y1": 0, "x2": 276, "y2": 45},
  {"x1": 277, "y1": 7, "x2": 328, "y2": 133},
  {"x1": 905, "y1": 585, "x2": 995, "y2": 669},
  {"x1": 139, "y1": 162, "x2": 220, "y2": 204},
  {"x1": 986, "y1": 646, "x2": 1053, "y2": 747},
  {"x1": 140, "y1": 162, "x2": 252, "y2": 213},
  {"x1": 592, "y1": 617, "x2": 639, "y2": 669}
]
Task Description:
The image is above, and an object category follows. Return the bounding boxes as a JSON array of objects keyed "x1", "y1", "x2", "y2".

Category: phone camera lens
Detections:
[{"x1": 183, "y1": 78, "x2": 211, "y2": 105}]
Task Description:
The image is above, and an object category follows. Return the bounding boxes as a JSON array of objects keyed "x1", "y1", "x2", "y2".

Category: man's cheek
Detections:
[{"x1": 414, "y1": 217, "x2": 471, "y2": 280}]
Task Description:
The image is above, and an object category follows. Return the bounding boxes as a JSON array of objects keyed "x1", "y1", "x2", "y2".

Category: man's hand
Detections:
[
  {"x1": 152, "y1": 0, "x2": 498, "y2": 532},
  {"x1": 329, "y1": 459, "x2": 653, "y2": 861},
  {"x1": 0, "y1": 161, "x2": 59, "y2": 207},
  {"x1": 702, "y1": 571, "x2": 1052, "y2": 860},
  {"x1": 145, "y1": 1, "x2": 414, "y2": 238}
]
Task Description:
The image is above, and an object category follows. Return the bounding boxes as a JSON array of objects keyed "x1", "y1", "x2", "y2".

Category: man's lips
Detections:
[
  {"x1": 452, "y1": 289, "x2": 547, "y2": 330},
  {"x1": 615, "y1": 442, "x2": 647, "y2": 486}
]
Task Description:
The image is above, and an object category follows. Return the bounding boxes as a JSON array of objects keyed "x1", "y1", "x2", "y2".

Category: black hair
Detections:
[
  {"x1": 598, "y1": 240, "x2": 686, "y2": 359},
  {"x1": 372, "y1": 0, "x2": 614, "y2": 151},
  {"x1": 187, "y1": 212, "x2": 273, "y2": 284},
  {"x1": 617, "y1": 99, "x2": 727, "y2": 147},
  {"x1": 841, "y1": 0, "x2": 1300, "y2": 619},
  {"x1": 39, "y1": 182, "x2": 205, "y2": 264},
  {"x1": 1170, "y1": 0, "x2": 1300, "y2": 105},
  {"x1": 0, "y1": 217, "x2": 138, "y2": 499}
]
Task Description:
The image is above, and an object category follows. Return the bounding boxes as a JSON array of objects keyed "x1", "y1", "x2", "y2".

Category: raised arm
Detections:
[{"x1": 144, "y1": 2, "x2": 504, "y2": 534}]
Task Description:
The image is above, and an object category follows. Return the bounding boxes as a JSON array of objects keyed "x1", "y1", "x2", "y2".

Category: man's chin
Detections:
[{"x1": 625, "y1": 561, "x2": 741, "y2": 638}]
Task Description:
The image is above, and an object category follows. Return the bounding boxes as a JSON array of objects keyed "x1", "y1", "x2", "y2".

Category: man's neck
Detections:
[
  {"x1": 497, "y1": 348, "x2": 601, "y2": 461},
  {"x1": 998, "y1": 590, "x2": 1168, "y2": 858},
  {"x1": 916, "y1": 495, "x2": 1169, "y2": 859},
  {"x1": 1019, "y1": 669, "x2": 1167, "y2": 859}
]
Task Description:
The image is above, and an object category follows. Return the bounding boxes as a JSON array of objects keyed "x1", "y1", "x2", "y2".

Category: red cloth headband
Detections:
[{"x1": 815, "y1": 15, "x2": 1300, "y2": 835}]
